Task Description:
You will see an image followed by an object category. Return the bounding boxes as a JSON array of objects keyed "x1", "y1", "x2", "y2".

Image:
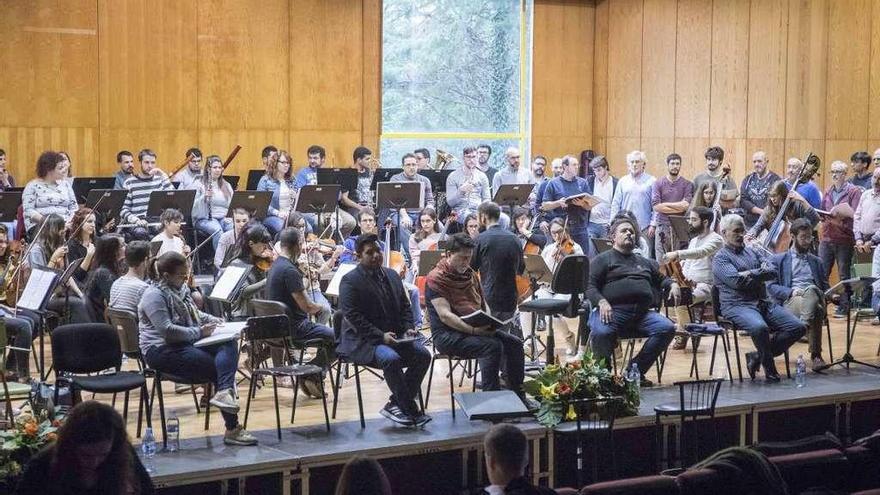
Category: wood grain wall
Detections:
[{"x1": 0, "y1": 0, "x2": 381, "y2": 182}]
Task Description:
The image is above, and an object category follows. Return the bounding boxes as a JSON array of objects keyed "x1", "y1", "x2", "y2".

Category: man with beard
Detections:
[
  {"x1": 739, "y1": 151, "x2": 781, "y2": 228},
  {"x1": 713, "y1": 214, "x2": 805, "y2": 383},
  {"x1": 173, "y1": 148, "x2": 203, "y2": 190},
  {"x1": 527, "y1": 155, "x2": 549, "y2": 216},
  {"x1": 663, "y1": 206, "x2": 723, "y2": 350},
  {"x1": 651, "y1": 153, "x2": 694, "y2": 262},
  {"x1": 819, "y1": 160, "x2": 861, "y2": 318},
  {"x1": 693, "y1": 146, "x2": 737, "y2": 193},
  {"x1": 113, "y1": 150, "x2": 134, "y2": 190},
  {"x1": 850, "y1": 151, "x2": 872, "y2": 190},
  {"x1": 477, "y1": 144, "x2": 497, "y2": 182},
  {"x1": 587, "y1": 216, "x2": 675, "y2": 386}
]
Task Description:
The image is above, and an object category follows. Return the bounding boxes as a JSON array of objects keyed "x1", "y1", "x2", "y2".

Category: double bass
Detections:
[{"x1": 761, "y1": 153, "x2": 820, "y2": 253}]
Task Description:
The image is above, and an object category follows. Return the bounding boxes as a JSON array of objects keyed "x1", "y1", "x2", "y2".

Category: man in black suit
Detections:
[
  {"x1": 338, "y1": 233, "x2": 432, "y2": 426},
  {"x1": 767, "y1": 218, "x2": 830, "y2": 370}
]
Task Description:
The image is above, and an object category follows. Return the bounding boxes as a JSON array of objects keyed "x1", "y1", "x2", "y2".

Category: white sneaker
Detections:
[
  {"x1": 209, "y1": 388, "x2": 240, "y2": 414},
  {"x1": 224, "y1": 425, "x2": 258, "y2": 446}
]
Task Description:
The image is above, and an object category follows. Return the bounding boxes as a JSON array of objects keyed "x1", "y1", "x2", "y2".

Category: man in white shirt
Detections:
[
  {"x1": 172, "y1": 148, "x2": 203, "y2": 190},
  {"x1": 663, "y1": 206, "x2": 723, "y2": 350},
  {"x1": 491, "y1": 147, "x2": 534, "y2": 194},
  {"x1": 610, "y1": 150, "x2": 656, "y2": 253},
  {"x1": 446, "y1": 146, "x2": 493, "y2": 222},
  {"x1": 586, "y1": 156, "x2": 616, "y2": 246}
]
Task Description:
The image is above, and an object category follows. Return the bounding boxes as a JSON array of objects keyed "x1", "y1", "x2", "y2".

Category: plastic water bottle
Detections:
[
  {"x1": 795, "y1": 354, "x2": 807, "y2": 388},
  {"x1": 141, "y1": 427, "x2": 157, "y2": 473},
  {"x1": 626, "y1": 363, "x2": 641, "y2": 396},
  {"x1": 166, "y1": 411, "x2": 180, "y2": 452}
]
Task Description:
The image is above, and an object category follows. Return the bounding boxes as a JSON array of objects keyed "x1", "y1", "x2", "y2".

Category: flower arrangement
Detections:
[
  {"x1": 523, "y1": 351, "x2": 640, "y2": 427},
  {"x1": 0, "y1": 407, "x2": 59, "y2": 481}
]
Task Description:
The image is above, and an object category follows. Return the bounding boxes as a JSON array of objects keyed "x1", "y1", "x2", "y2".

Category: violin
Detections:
[
  {"x1": 2, "y1": 240, "x2": 26, "y2": 307},
  {"x1": 253, "y1": 247, "x2": 277, "y2": 273}
]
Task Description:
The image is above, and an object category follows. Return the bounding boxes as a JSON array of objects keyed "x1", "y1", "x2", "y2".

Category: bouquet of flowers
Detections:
[
  {"x1": 0, "y1": 407, "x2": 60, "y2": 481},
  {"x1": 523, "y1": 351, "x2": 640, "y2": 427}
]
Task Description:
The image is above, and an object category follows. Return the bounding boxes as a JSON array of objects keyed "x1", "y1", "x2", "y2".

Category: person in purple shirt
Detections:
[
  {"x1": 539, "y1": 155, "x2": 592, "y2": 255},
  {"x1": 651, "y1": 153, "x2": 694, "y2": 262}
]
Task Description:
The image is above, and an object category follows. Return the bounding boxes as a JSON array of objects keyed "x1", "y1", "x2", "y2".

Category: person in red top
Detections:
[{"x1": 819, "y1": 160, "x2": 862, "y2": 318}]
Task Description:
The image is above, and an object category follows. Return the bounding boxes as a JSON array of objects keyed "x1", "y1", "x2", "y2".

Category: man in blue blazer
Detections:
[
  {"x1": 767, "y1": 218, "x2": 829, "y2": 370},
  {"x1": 338, "y1": 233, "x2": 432, "y2": 426}
]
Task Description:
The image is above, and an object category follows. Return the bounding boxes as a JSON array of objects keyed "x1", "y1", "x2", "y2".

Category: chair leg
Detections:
[
  {"x1": 204, "y1": 383, "x2": 212, "y2": 431},
  {"x1": 825, "y1": 316, "x2": 834, "y2": 363},
  {"x1": 354, "y1": 365, "x2": 365, "y2": 429},
  {"x1": 290, "y1": 375, "x2": 299, "y2": 424},
  {"x1": 332, "y1": 360, "x2": 343, "y2": 420},
  {"x1": 784, "y1": 350, "x2": 791, "y2": 379},
  {"x1": 191, "y1": 385, "x2": 201, "y2": 414},
  {"x1": 319, "y1": 375, "x2": 330, "y2": 432},
  {"x1": 708, "y1": 335, "x2": 719, "y2": 375},
  {"x1": 447, "y1": 357, "x2": 456, "y2": 419},
  {"x1": 721, "y1": 332, "x2": 733, "y2": 383},
  {"x1": 244, "y1": 372, "x2": 258, "y2": 429},
  {"x1": 691, "y1": 337, "x2": 700, "y2": 380},
  {"x1": 136, "y1": 384, "x2": 146, "y2": 438},
  {"x1": 732, "y1": 330, "x2": 743, "y2": 382},
  {"x1": 122, "y1": 390, "x2": 130, "y2": 425},
  {"x1": 471, "y1": 360, "x2": 479, "y2": 392},
  {"x1": 156, "y1": 379, "x2": 168, "y2": 449},
  {"x1": 425, "y1": 355, "x2": 436, "y2": 408},
  {"x1": 272, "y1": 376, "x2": 281, "y2": 441}
]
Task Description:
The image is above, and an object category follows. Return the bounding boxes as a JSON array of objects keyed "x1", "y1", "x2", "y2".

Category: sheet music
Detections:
[
  {"x1": 209, "y1": 265, "x2": 249, "y2": 302},
  {"x1": 326, "y1": 263, "x2": 357, "y2": 297},
  {"x1": 18, "y1": 268, "x2": 57, "y2": 311},
  {"x1": 194, "y1": 321, "x2": 247, "y2": 348}
]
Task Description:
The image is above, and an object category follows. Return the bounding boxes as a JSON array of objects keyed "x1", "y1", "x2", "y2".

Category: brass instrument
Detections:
[{"x1": 433, "y1": 149, "x2": 457, "y2": 170}]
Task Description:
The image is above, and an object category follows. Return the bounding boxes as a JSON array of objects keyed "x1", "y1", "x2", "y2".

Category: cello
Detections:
[{"x1": 761, "y1": 153, "x2": 820, "y2": 253}]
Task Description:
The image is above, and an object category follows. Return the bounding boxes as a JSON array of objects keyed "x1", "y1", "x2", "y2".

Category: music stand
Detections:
[
  {"x1": 592, "y1": 238, "x2": 612, "y2": 254},
  {"x1": 0, "y1": 191, "x2": 22, "y2": 223},
  {"x1": 316, "y1": 168, "x2": 358, "y2": 192},
  {"x1": 5, "y1": 187, "x2": 24, "y2": 193},
  {"x1": 522, "y1": 254, "x2": 554, "y2": 366},
  {"x1": 668, "y1": 215, "x2": 692, "y2": 249},
  {"x1": 17, "y1": 265, "x2": 62, "y2": 380},
  {"x1": 296, "y1": 185, "x2": 343, "y2": 242},
  {"x1": 224, "y1": 175, "x2": 240, "y2": 191},
  {"x1": 145, "y1": 190, "x2": 197, "y2": 221},
  {"x1": 85, "y1": 189, "x2": 127, "y2": 223},
  {"x1": 371, "y1": 168, "x2": 403, "y2": 190},
  {"x1": 227, "y1": 191, "x2": 272, "y2": 220},
  {"x1": 209, "y1": 264, "x2": 253, "y2": 304},
  {"x1": 245, "y1": 169, "x2": 265, "y2": 191},
  {"x1": 72, "y1": 177, "x2": 115, "y2": 204},
  {"x1": 493, "y1": 184, "x2": 533, "y2": 231},
  {"x1": 376, "y1": 182, "x2": 423, "y2": 252},
  {"x1": 421, "y1": 170, "x2": 454, "y2": 194},
  {"x1": 817, "y1": 277, "x2": 879, "y2": 372}
]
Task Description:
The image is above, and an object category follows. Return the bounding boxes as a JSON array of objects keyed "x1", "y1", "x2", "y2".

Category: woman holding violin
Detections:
[
  {"x1": 408, "y1": 207, "x2": 441, "y2": 279},
  {"x1": 512, "y1": 207, "x2": 547, "y2": 254},
  {"x1": 226, "y1": 224, "x2": 274, "y2": 317},
  {"x1": 25, "y1": 214, "x2": 90, "y2": 323},
  {"x1": 151, "y1": 209, "x2": 189, "y2": 257},
  {"x1": 194, "y1": 155, "x2": 235, "y2": 253},
  {"x1": 65, "y1": 207, "x2": 97, "y2": 288},
  {"x1": 257, "y1": 150, "x2": 299, "y2": 236}
]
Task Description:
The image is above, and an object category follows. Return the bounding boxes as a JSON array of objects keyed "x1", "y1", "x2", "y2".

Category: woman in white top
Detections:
[
  {"x1": 408, "y1": 207, "x2": 442, "y2": 279},
  {"x1": 194, "y1": 155, "x2": 234, "y2": 252},
  {"x1": 22, "y1": 151, "x2": 78, "y2": 240},
  {"x1": 151, "y1": 208, "x2": 189, "y2": 257},
  {"x1": 521, "y1": 218, "x2": 583, "y2": 356},
  {"x1": 256, "y1": 150, "x2": 297, "y2": 236}
]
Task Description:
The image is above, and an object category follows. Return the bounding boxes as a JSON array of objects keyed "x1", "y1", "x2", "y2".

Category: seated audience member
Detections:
[
  {"x1": 267, "y1": 227, "x2": 336, "y2": 397},
  {"x1": 83, "y1": 234, "x2": 125, "y2": 322},
  {"x1": 483, "y1": 424, "x2": 557, "y2": 495},
  {"x1": 587, "y1": 216, "x2": 675, "y2": 386},
  {"x1": 26, "y1": 214, "x2": 90, "y2": 324},
  {"x1": 14, "y1": 401, "x2": 154, "y2": 495},
  {"x1": 713, "y1": 214, "x2": 805, "y2": 383},
  {"x1": 119, "y1": 149, "x2": 174, "y2": 241},
  {"x1": 334, "y1": 455, "x2": 392, "y2": 495},
  {"x1": 767, "y1": 219, "x2": 829, "y2": 370},
  {"x1": 109, "y1": 240, "x2": 151, "y2": 314},
  {"x1": 427, "y1": 233, "x2": 525, "y2": 394},
  {"x1": 663, "y1": 206, "x2": 723, "y2": 350},
  {"x1": 139, "y1": 251, "x2": 257, "y2": 446},
  {"x1": 193, "y1": 154, "x2": 234, "y2": 253},
  {"x1": 151, "y1": 208, "x2": 188, "y2": 257},
  {"x1": 215, "y1": 207, "x2": 251, "y2": 269},
  {"x1": 22, "y1": 151, "x2": 78, "y2": 241},
  {"x1": 338, "y1": 234, "x2": 431, "y2": 426}
]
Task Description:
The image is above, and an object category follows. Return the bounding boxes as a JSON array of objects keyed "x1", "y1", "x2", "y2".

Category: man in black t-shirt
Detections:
[
  {"x1": 586, "y1": 216, "x2": 675, "y2": 386},
  {"x1": 266, "y1": 227, "x2": 336, "y2": 397}
]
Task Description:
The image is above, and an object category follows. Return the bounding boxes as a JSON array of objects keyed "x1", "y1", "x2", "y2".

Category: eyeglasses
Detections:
[{"x1": 277, "y1": 160, "x2": 290, "y2": 165}]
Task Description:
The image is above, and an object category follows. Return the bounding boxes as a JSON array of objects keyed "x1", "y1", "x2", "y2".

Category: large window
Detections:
[{"x1": 380, "y1": 0, "x2": 532, "y2": 170}]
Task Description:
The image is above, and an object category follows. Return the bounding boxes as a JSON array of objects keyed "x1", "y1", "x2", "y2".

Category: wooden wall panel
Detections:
[
  {"x1": 785, "y1": 0, "x2": 828, "y2": 140},
  {"x1": 747, "y1": 0, "x2": 787, "y2": 139},
  {"x1": 709, "y1": 0, "x2": 750, "y2": 139},
  {"x1": 605, "y1": 0, "x2": 642, "y2": 139},
  {"x1": 592, "y1": 0, "x2": 610, "y2": 151},
  {"x1": 0, "y1": 127, "x2": 99, "y2": 177},
  {"x1": 870, "y1": 0, "x2": 880, "y2": 140},
  {"x1": 674, "y1": 0, "x2": 712, "y2": 138},
  {"x1": 673, "y1": 137, "x2": 710, "y2": 180},
  {"x1": 604, "y1": 137, "x2": 641, "y2": 176},
  {"x1": 640, "y1": 0, "x2": 677, "y2": 140},
  {"x1": 361, "y1": 0, "x2": 383, "y2": 152},
  {"x1": 825, "y1": 0, "x2": 871, "y2": 141},
  {"x1": 746, "y1": 138, "x2": 786, "y2": 178}
]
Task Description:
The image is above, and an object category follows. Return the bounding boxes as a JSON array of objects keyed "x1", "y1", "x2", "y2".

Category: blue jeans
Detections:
[
  {"x1": 569, "y1": 225, "x2": 591, "y2": 258},
  {"x1": 307, "y1": 289, "x2": 332, "y2": 325},
  {"x1": 588, "y1": 305, "x2": 675, "y2": 374},
  {"x1": 388, "y1": 211, "x2": 420, "y2": 258},
  {"x1": 290, "y1": 318, "x2": 335, "y2": 367},
  {"x1": 196, "y1": 217, "x2": 233, "y2": 252},
  {"x1": 370, "y1": 340, "x2": 431, "y2": 416},
  {"x1": 145, "y1": 340, "x2": 241, "y2": 430},
  {"x1": 263, "y1": 215, "x2": 285, "y2": 236},
  {"x1": 724, "y1": 302, "x2": 806, "y2": 374}
]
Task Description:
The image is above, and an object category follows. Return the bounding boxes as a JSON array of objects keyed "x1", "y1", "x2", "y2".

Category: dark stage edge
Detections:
[{"x1": 140, "y1": 366, "x2": 880, "y2": 493}]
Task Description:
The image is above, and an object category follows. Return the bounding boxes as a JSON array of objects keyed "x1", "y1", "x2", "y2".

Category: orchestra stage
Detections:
[{"x1": 145, "y1": 365, "x2": 880, "y2": 495}]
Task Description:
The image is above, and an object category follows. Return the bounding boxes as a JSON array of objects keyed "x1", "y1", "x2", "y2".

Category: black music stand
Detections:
[
  {"x1": 72, "y1": 177, "x2": 115, "y2": 204},
  {"x1": 296, "y1": 185, "x2": 343, "y2": 242},
  {"x1": 377, "y1": 182, "x2": 423, "y2": 252},
  {"x1": 245, "y1": 169, "x2": 265, "y2": 191},
  {"x1": 0, "y1": 191, "x2": 22, "y2": 223},
  {"x1": 371, "y1": 168, "x2": 403, "y2": 190},
  {"x1": 224, "y1": 175, "x2": 240, "y2": 191},
  {"x1": 523, "y1": 253, "x2": 555, "y2": 367},
  {"x1": 146, "y1": 190, "x2": 197, "y2": 221},
  {"x1": 17, "y1": 265, "x2": 62, "y2": 380},
  {"x1": 421, "y1": 169, "x2": 454, "y2": 194},
  {"x1": 316, "y1": 168, "x2": 358, "y2": 192},
  {"x1": 591, "y1": 238, "x2": 612, "y2": 254},
  {"x1": 5, "y1": 187, "x2": 23, "y2": 193},
  {"x1": 493, "y1": 184, "x2": 533, "y2": 231},
  {"x1": 817, "y1": 277, "x2": 879, "y2": 372},
  {"x1": 85, "y1": 189, "x2": 127, "y2": 223},
  {"x1": 227, "y1": 191, "x2": 272, "y2": 220}
]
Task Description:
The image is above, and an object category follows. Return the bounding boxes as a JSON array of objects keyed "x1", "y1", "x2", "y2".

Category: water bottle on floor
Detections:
[
  {"x1": 795, "y1": 354, "x2": 806, "y2": 388},
  {"x1": 141, "y1": 427, "x2": 157, "y2": 473},
  {"x1": 166, "y1": 411, "x2": 180, "y2": 452},
  {"x1": 626, "y1": 363, "x2": 641, "y2": 396}
]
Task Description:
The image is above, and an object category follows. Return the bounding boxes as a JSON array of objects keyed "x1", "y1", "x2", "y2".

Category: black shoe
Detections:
[
  {"x1": 380, "y1": 402, "x2": 415, "y2": 426},
  {"x1": 746, "y1": 352, "x2": 760, "y2": 381},
  {"x1": 764, "y1": 373, "x2": 781, "y2": 384},
  {"x1": 640, "y1": 376, "x2": 654, "y2": 388},
  {"x1": 412, "y1": 412, "x2": 433, "y2": 426}
]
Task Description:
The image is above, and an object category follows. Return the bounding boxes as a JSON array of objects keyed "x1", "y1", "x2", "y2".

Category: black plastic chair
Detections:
[
  {"x1": 518, "y1": 254, "x2": 589, "y2": 364},
  {"x1": 423, "y1": 300, "x2": 479, "y2": 419},
  {"x1": 710, "y1": 286, "x2": 745, "y2": 382},
  {"x1": 242, "y1": 315, "x2": 329, "y2": 439},
  {"x1": 554, "y1": 396, "x2": 623, "y2": 487},
  {"x1": 654, "y1": 378, "x2": 723, "y2": 472},
  {"x1": 251, "y1": 299, "x2": 336, "y2": 373},
  {"x1": 51, "y1": 323, "x2": 149, "y2": 436}
]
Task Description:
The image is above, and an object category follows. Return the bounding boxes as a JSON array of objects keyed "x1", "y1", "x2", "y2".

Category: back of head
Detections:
[
  {"x1": 477, "y1": 201, "x2": 501, "y2": 222},
  {"x1": 484, "y1": 424, "x2": 528, "y2": 477},
  {"x1": 335, "y1": 455, "x2": 392, "y2": 495}
]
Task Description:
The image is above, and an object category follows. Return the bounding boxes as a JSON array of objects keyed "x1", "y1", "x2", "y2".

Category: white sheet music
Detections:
[
  {"x1": 18, "y1": 268, "x2": 58, "y2": 311},
  {"x1": 325, "y1": 263, "x2": 357, "y2": 297},
  {"x1": 194, "y1": 321, "x2": 247, "y2": 348},
  {"x1": 209, "y1": 265, "x2": 249, "y2": 302}
]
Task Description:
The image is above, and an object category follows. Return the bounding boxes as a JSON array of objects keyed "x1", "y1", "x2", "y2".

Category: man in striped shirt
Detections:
[
  {"x1": 109, "y1": 240, "x2": 150, "y2": 313},
  {"x1": 120, "y1": 148, "x2": 174, "y2": 240}
]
